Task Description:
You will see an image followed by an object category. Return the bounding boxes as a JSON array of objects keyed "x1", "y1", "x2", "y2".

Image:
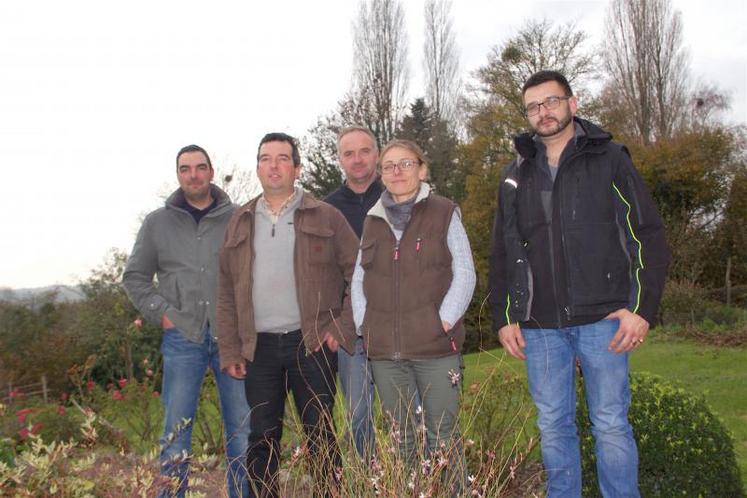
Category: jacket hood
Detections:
[
  {"x1": 514, "y1": 117, "x2": 613, "y2": 160},
  {"x1": 165, "y1": 184, "x2": 233, "y2": 215}
]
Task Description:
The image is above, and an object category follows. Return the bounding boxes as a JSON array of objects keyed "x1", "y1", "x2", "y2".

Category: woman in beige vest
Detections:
[{"x1": 351, "y1": 139, "x2": 476, "y2": 494}]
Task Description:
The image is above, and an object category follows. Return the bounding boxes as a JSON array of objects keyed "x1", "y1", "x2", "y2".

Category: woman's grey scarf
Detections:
[{"x1": 380, "y1": 190, "x2": 418, "y2": 231}]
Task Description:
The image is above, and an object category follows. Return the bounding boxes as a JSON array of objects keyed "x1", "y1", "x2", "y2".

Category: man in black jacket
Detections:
[
  {"x1": 489, "y1": 71, "x2": 670, "y2": 498},
  {"x1": 324, "y1": 126, "x2": 382, "y2": 460}
]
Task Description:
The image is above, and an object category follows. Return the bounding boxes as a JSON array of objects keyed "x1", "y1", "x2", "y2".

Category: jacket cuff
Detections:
[
  {"x1": 339, "y1": 328, "x2": 357, "y2": 355},
  {"x1": 219, "y1": 352, "x2": 244, "y2": 372},
  {"x1": 493, "y1": 318, "x2": 510, "y2": 333},
  {"x1": 144, "y1": 296, "x2": 169, "y2": 326},
  {"x1": 634, "y1": 301, "x2": 659, "y2": 328}
]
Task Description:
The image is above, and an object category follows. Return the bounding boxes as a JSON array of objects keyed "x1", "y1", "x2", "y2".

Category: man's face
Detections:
[
  {"x1": 177, "y1": 151, "x2": 214, "y2": 203},
  {"x1": 257, "y1": 140, "x2": 300, "y2": 196},
  {"x1": 524, "y1": 81, "x2": 577, "y2": 138},
  {"x1": 338, "y1": 130, "x2": 378, "y2": 186}
]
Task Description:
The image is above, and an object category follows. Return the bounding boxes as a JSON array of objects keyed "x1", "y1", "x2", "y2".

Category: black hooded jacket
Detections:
[{"x1": 489, "y1": 118, "x2": 670, "y2": 331}]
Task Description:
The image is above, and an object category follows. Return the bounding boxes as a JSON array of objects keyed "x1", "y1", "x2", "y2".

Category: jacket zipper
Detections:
[
  {"x1": 546, "y1": 227, "x2": 564, "y2": 326},
  {"x1": 556, "y1": 150, "x2": 585, "y2": 322},
  {"x1": 534, "y1": 161, "x2": 564, "y2": 327},
  {"x1": 392, "y1": 240, "x2": 401, "y2": 361},
  {"x1": 391, "y1": 204, "x2": 420, "y2": 361},
  {"x1": 386, "y1": 201, "x2": 423, "y2": 361}
]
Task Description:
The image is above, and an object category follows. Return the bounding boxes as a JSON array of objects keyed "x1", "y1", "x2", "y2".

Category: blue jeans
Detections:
[
  {"x1": 159, "y1": 327, "x2": 251, "y2": 498},
  {"x1": 338, "y1": 336, "x2": 375, "y2": 460},
  {"x1": 523, "y1": 319, "x2": 639, "y2": 498}
]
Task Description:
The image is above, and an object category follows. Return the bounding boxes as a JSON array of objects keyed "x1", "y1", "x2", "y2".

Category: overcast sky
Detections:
[{"x1": 1, "y1": 0, "x2": 745, "y2": 289}]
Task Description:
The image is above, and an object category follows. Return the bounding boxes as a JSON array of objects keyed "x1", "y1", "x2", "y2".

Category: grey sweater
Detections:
[
  {"x1": 252, "y1": 189, "x2": 303, "y2": 333},
  {"x1": 123, "y1": 185, "x2": 235, "y2": 343}
]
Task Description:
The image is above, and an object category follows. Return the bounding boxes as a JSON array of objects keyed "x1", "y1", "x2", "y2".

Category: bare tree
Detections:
[
  {"x1": 352, "y1": 0, "x2": 409, "y2": 144},
  {"x1": 423, "y1": 0, "x2": 460, "y2": 124},
  {"x1": 603, "y1": 0, "x2": 689, "y2": 145},
  {"x1": 476, "y1": 19, "x2": 596, "y2": 117},
  {"x1": 687, "y1": 82, "x2": 731, "y2": 129},
  {"x1": 216, "y1": 162, "x2": 261, "y2": 205}
]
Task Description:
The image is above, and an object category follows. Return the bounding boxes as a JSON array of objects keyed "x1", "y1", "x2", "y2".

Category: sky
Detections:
[{"x1": 1, "y1": 0, "x2": 745, "y2": 289}]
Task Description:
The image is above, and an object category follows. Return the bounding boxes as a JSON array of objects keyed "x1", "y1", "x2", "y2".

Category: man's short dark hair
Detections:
[
  {"x1": 522, "y1": 70, "x2": 573, "y2": 97},
  {"x1": 256, "y1": 132, "x2": 301, "y2": 167},
  {"x1": 176, "y1": 144, "x2": 213, "y2": 170},
  {"x1": 337, "y1": 126, "x2": 379, "y2": 153}
]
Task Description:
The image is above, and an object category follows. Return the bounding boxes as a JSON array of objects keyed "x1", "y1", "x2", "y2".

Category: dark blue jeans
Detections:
[{"x1": 244, "y1": 330, "x2": 340, "y2": 498}]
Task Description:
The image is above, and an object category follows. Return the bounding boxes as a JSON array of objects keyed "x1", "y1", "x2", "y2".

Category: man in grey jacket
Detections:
[{"x1": 123, "y1": 144, "x2": 250, "y2": 498}]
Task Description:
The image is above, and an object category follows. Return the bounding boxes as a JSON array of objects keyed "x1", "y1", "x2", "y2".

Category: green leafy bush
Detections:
[
  {"x1": 577, "y1": 372, "x2": 744, "y2": 497},
  {"x1": 0, "y1": 439, "x2": 13, "y2": 468}
]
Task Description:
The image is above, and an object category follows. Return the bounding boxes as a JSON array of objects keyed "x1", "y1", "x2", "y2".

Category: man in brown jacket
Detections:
[{"x1": 217, "y1": 132, "x2": 358, "y2": 498}]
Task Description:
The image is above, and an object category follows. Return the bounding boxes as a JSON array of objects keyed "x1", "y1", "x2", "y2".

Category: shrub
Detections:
[
  {"x1": 659, "y1": 280, "x2": 705, "y2": 326},
  {"x1": 577, "y1": 372, "x2": 744, "y2": 497},
  {"x1": 462, "y1": 369, "x2": 536, "y2": 463},
  {"x1": 661, "y1": 280, "x2": 747, "y2": 327},
  {"x1": 24, "y1": 403, "x2": 84, "y2": 445}
]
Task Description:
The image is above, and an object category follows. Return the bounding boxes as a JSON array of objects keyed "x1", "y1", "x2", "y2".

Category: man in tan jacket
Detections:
[{"x1": 217, "y1": 132, "x2": 358, "y2": 498}]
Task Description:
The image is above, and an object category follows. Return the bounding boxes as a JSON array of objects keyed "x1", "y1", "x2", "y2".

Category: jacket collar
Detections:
[
  {"x1": 513, "y1": 117, "x2": 612, "y2": 161},
  {"x1": 165, "y1": 184, "x2": 233, "y2": 216},
  {"x1": 368, "y1": 182, "x2": 431, "y2": 224},
  {"x1": 339, "y1": 176, "x2": 383, "y2": 198},
  {"x1": 236, "y1": 188, "x2": 323, "y2": 218}
]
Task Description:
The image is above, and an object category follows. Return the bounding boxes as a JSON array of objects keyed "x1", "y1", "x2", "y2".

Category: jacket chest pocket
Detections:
[
  {"x1": 360, "y1": 239, "x2": 377, "y2": 270},
  {"x1": 517, "y1": 179, "x2": 550, "y2": 231},
  {"x1": 565, "y1": 165, "x2": 615, "y2": 224},
  {"x1": 414, "y1": 232, "x2": 448, "y2": 271},
  {"x1": 301, "y1": 225, "x2": 335, "y2": 265},
  {"x1": 221, "y1": 230, "x2": 250, "y2": 276}
]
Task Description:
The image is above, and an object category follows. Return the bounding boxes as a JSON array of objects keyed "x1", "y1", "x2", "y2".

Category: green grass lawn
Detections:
[{"x1": 463, "y1": 338, "x2": 747, "y2": 490}]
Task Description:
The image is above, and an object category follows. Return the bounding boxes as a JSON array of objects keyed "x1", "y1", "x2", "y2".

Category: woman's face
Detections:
[{"x1": 380, "y1": 146, "x2": 427, "y2": 203}]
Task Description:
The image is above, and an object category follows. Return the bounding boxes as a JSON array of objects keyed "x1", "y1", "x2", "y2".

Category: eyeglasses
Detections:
[
  {"x1": 524, "y1": 96, "x2": 571, "y2": 117},
  {"x1": 381, "y1": 159, "x2": 420, "y2": 174}
]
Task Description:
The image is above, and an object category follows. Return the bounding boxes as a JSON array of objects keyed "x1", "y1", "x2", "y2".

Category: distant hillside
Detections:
[{"x1": 0, "y1": 285, "x2": 85, "y2": 305}]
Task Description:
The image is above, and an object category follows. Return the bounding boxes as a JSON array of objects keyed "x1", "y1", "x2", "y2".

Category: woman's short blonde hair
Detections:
[{"x1": 379, "y1": 139, "x2": 429, "y2": 178}]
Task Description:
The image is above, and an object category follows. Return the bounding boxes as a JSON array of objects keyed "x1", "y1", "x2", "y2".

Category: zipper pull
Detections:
[
  {"x1": 271, "y1": 224, "x2": 275, "y2": 237},
  {"x1": 393, "y1": 245, "x2": 400, "y2": 261},
  {"x1": 415, "y1": 237, "x2": 422, "y2": 252},
  {"x1": 449, "y1": 336, "x2": 457, "y2": 352}
]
